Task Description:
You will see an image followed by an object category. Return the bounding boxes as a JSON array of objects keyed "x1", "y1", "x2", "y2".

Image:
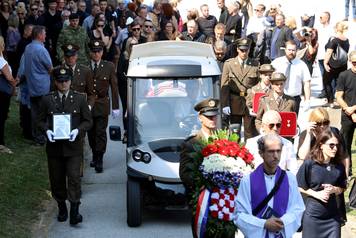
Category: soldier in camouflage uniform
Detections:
[
  {"x1": 57, "y1": 13, "x2": 90, "y2": 65},
  {"x1": 255, "y1": 72, "x2": 296, "y2": 131}
]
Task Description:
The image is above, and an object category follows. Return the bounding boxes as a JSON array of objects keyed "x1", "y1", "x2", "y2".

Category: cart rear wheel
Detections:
[{"x1": 127, "y1": 177, "x2": 142, "y2": 227}]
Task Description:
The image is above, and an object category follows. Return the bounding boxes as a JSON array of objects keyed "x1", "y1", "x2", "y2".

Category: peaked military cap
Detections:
[
  {"x1": 89, "y1": 40, "x2": 105, "y2": 52},
  {"x1": 270, "y1": 72, "x2": 286, "y2": 82},
  {"x1": 259, "y1": 64, "x2": 275, "y2": 73},
  {"x1": 236, "y1": 38, "x2": 252, "y2": 50},
  {"x1": 53, "y1": 66, "x2": 73, "y2": 81},
  {"x1": 61, "y1": 44, "x2": 80, "y2": 57},
  {"x1": 194, "y1": 98, "x2": 219, "y2": 116}
]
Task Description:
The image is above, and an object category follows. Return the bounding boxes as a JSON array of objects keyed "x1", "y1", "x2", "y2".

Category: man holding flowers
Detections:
[{"x1": 235, "y1": 134, "x2": 305, "y2": 238}]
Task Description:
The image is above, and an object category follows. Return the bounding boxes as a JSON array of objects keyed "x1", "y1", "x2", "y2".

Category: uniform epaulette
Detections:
[
  {"x1": 225, "y1": 58, "x2": 235, "y2": 63},
  {"x1": 72, "y1": 90, "x2": 85, "y2": 96}
]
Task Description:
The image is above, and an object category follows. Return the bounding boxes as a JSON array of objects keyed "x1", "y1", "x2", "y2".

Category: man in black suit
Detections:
[
  {"x1": 270, "y1": 14, "x2": 293, "y2": 60},
  {"x1": 38, "y1": 66, "x2": 92, "y2": 225}
]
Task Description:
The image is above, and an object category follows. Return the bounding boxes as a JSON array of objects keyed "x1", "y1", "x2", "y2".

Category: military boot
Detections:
[
  {"x1": 95, "y1": 152, "x2": 103, "y2": 173},
  {"x1": 69, "y1": 202, "x2": 83, "y2": 225},
  {"x1": 90, "y1": 152, "x2": 97, "y2": 167},
  {"x1": 57, "y1": 201, "x2": 68, "y2": 222}
]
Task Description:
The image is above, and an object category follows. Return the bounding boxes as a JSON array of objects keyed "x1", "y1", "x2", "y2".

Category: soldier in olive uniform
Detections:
[
  {"x1": 61, "y1": 43, "x2": 95, "y2": 177},
  {"x1": 246, "y1": 64, "x2": 274, "y2": 110},
  {"x1": 255, "y1": 72, "x2": 296, "y2": 131},
  {"x1": 179, "y1": 98, "x2": 219, "y2": 198},
  {"x1": 57, "y1": 13, "x2": 90, "y2": 65},
  {"x1": 88, "y1": 40, "x2": 120, "y2": 173},
  {"x1": 37, "y1": 67, "x2": 92, "y2": 225},
  {"x1": 61, "y1": 43, "x2": 95, "y2": 107},
  {"x1": 221, "y1": 38, "x2": 259, "y2": 139}
]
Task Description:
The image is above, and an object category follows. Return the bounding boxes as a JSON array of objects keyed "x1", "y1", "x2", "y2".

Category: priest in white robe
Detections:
[{"x1": 234, "y1": 134, "x2": 305, "y2": 238}]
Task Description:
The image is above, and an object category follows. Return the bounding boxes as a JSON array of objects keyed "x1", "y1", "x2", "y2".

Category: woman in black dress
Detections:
[{"x1": 297, "y1": 128, "x2": 347, "y2": 238}]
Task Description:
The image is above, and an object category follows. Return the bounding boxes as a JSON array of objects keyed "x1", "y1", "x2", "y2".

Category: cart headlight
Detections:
[
  {"x1": 132, "y1": 150, "x2": 143, "y2": 162},
  {"x1": 142, "y1": 153, "x2": 151, "y2": 163}
]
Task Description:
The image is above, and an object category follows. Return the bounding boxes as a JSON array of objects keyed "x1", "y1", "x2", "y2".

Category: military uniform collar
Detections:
[{"x1": 91, "y1": 60, "x2": 101, "y2": 69}]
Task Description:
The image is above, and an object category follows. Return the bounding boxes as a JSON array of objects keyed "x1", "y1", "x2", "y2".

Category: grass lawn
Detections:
[{"x1": 0, "y1": 99, "x2": 50, "y2": 238}]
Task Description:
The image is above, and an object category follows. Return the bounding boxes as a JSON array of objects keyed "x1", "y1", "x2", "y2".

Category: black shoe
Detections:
[
  {"x1": 69, "y1": 202, "x2": 83, "y2": 225},
  {"x1": 57, "y1": 201, "x2": 68, "y2": 222},
  {"x1": 90, "y1": 160, "x2": 96, "y2": 167},
  {"x1": 317, "y1": 92, "x2": 326, "y2": 98},
  {"x1": 95, "y1": 153, "x2": 103, "y2": 173}
]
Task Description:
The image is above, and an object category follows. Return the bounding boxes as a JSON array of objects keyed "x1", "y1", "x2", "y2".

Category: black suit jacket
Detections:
[{"x1": 271, "y1": 26, "x2": 293, "y2": 59}]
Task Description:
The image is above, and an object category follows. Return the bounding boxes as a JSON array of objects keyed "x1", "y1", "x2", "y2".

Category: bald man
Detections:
[{"x1": 245, "y1": 110, "x2": 298, "y2": 174}]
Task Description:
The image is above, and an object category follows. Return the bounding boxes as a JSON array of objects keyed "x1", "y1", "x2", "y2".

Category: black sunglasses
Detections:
[
  {"x1": 31, "y1": 8, "x2": 38, "y2": 11},
  {"x1": 132, "y1": 28, "x2": 141, "y2": 31},
  {"x1": 145, "y1": 25, "x2": 153, "y2": 28},
  {"x1": 97, "y1": 24, "x2": 104, "y2": 27},
  {"x1": 268, "y1": 123, "x2": 282, "y2": 129},
  {"x1": 325, "y1": 143, "x2": 339, "y2": 150},
  {"x1": 316, "y1": 120, "x2": 330, "y2": 127}
]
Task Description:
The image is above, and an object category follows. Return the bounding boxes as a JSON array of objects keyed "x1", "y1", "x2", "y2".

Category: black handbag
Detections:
[
  {"x1": 0, "y1": 74, "x2": 13, "y2": 95},
  {"x1": 327, "y1": 37, "x2": 348, "y2": 69},
  {"x1": 349, "y1": 178, "x2": 356, "y2": 209}
]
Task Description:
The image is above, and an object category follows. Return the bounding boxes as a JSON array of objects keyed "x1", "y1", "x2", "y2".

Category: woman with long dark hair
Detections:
[{"x1": 297, "y1": 128, "x2": 347, "y2": 238}]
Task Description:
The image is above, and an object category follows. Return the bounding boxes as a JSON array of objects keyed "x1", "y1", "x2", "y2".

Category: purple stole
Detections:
[{"x1": 250, "y1": 165, "x2": 289, "y2": 237}]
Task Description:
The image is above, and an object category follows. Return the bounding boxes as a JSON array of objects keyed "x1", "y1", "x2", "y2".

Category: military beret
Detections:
[
  {"x1": 270, "y1": 72, "x2": 286, "y2": 82},
  {"x1": 236, "y1": 38, "x2": 251, "y2": 50},
  {"x1": 52, "y1": 66, "x2": 73, "y2": 81},
  {"x1": 194, "y1": 98, "x2": 219, "y2": 116},
  {"x1": 89, "y1": 40, "x2": 104, "y2": 52},
  {"x1": 259, "y1": 64, "x2": 275, "y2": 73},
  {"x1": 69, "y1": 13, "x2": 79, "y2": 20},
  {"x1": 61, "y1": 44, "x2": 80, "y2": 57},
  {"x1": 349, "y1": 50, "x2": 356, "y2": 62}
]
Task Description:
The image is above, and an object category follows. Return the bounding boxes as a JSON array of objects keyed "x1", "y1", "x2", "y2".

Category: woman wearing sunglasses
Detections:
[
  {"x1": 88, "y1": 13, "x2": 112, "y2": 61},
  {"x1": 298, "y1": 107, "x2": 349, "y2": 175},
  {"x1": 297, "y1": 128, "x2": 347, "y2": 238}
]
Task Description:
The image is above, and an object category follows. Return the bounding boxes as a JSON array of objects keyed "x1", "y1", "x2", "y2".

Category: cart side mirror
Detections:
[{"x1": 109, "y1": 126, "x2": 121, "y2": 141}]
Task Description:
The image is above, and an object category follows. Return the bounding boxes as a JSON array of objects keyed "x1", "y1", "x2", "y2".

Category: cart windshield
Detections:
[{"x1": 133, "y1": 77, "x2": 214, "y2": 144}]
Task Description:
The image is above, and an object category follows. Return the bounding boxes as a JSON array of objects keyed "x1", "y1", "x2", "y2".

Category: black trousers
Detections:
[
  {"x1": 47, "y1": 155, "x2": 81, "y2": 203},
  {"x1": 88, "y1": 115, "x2": 109, "y2": 154},
  {"x1": 19, "y1": 103, "x2": 32, "y2": 139},
  {"x1": 322, "y1": 66, "x2": 347, "y2": 103},
  {"x1": 30, "y1": 96, "x2": 46, "y2": 144},
  {"x1": 0, "y1": 91, "x2": 11, "y2": 145},
  {"x1": 340, "y1": 116, "x2": 356, "y2": 172}
]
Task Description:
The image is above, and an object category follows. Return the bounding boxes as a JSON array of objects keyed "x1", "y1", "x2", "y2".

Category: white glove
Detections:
[
  {"x1": 222, "y1": 106, "x2": 231, "y2": 115},
  {"x1": 46, "y1": 130, "x2": 55, "y2": 142},
  {"x1": 112, "y1": 109, "x2": 120, "y2": 119},
  {"x1": 88, "y1": 105, "x2": 92, "y2": 111},
  {"x1": 69, "y1": 129, "x2": 79, "y2": 142}
]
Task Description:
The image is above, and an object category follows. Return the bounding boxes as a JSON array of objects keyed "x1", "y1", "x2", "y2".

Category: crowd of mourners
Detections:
[{"x1": 0, "y1": 0, "x2": 356, "y2": 236}]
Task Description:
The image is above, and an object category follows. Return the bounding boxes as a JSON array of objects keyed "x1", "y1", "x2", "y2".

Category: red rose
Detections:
[
  {"x1": 245, "y1": 153, "x2": 254, "y2": 164},
  {"x1": 211, "y1": 211, "x2": 218, "y2": 218},
  {"x1": 218, "y1": 147, "x2": 229, "y2": 156},
  {"x1": 227, "y1": 146, "x2": 238, "y2": 157},
  {"x1": 214, "y1": 140, "x2": 225, "y2": 148}
]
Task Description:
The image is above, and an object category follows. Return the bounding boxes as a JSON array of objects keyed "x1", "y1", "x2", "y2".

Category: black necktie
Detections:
[
  {"x1": 94, "y1": 63, "x2": 98, "y2": 74},
  {"x1": 62, "y1": 94, "x2": 66, "y2": 109}
]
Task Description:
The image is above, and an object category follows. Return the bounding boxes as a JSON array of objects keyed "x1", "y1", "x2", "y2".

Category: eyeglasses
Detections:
[
  {"x1": 270, "y1": 8, "x2": 277, "y2": 10},
  {"x1": 97, "y1": 24, "x2": 104, "y2": 27},
  {"x1": 352, "y1": 61, "x2": 356, "y2": 65},
  {"x1": 145, "y1": 25, "x2": 153, "y2": 28},
  {"x1": 266, "y1": 149, "x2": 282, "y2": 154},
  {"x1": 31, "y1": 8, "x2": 38, "y2": 11},
  {"x1": 268, "y1": 123, "x2": 282, "y2": 129},
  {"x1": 325, "y1": 143, "x2": 339, "y2": 150},
  {"x1": 316, "y1": 120, "x2": 330, "y2": 127},
  {"x1": 254, "y1": 9, "x2": 262, "y2": 12},
  {"x1": 132, "y1": 28, "x2": 141, "y2": 31}
]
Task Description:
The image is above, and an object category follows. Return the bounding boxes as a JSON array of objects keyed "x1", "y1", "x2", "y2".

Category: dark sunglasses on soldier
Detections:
[
  {"x1": 145, "y1": 25, "x2": 153, "y2": 28},
  {"x1": 268, "y1": 123, "x2": 282, "y2": 130}
]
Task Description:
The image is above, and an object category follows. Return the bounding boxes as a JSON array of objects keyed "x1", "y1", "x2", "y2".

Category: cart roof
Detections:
[{"x1": 127, "y1": 41, "x2": 221, "y2": 78}]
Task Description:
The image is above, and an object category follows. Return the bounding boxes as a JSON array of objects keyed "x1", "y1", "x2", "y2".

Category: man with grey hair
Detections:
[
  {"x1": 213, "y1": 39, "x2": 227, "y2": 69},
  {"x1": 245, "y1": 110, "x2": 298, "y2": 174},
  {"x1": 235, "y1": 133, "x2": 305, "y2": 238}
]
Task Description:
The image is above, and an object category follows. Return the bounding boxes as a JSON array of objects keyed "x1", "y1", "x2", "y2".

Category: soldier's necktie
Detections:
[
  {"x1": 277, "y1": 96, "x2": 282, "y2": 108},
  {"x1": 94, "y1": 63, "x2": 98, "y2": 74},
  {"x1": 62, "y1": 94, "x2": 66, "y2": 109},
  {"x1": 241, "y1": 60, "x2": 245, "y2": 69}
]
